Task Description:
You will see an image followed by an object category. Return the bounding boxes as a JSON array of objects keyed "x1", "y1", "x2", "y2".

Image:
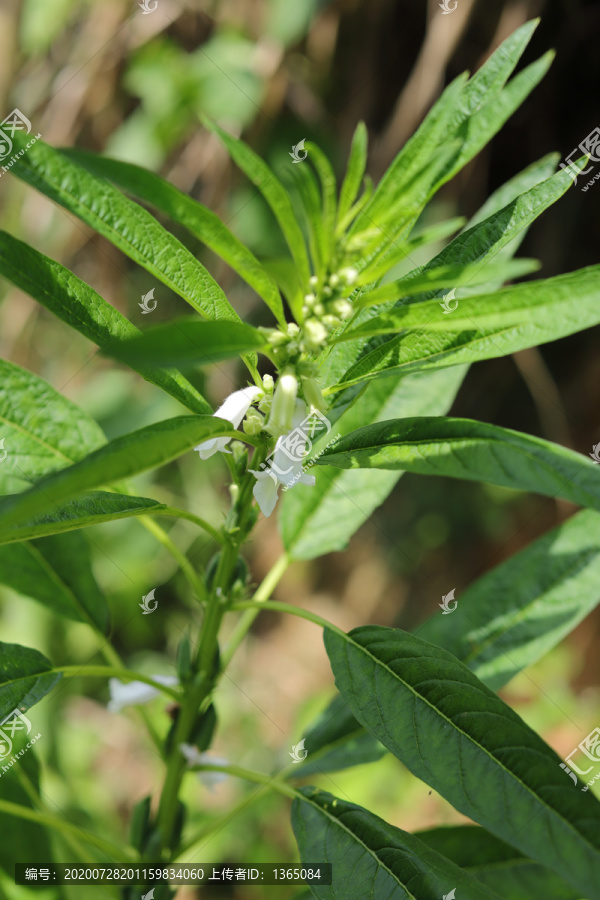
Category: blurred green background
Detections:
[{"x1": 0, "y1": 0, "x2": 599, "y2": 897}]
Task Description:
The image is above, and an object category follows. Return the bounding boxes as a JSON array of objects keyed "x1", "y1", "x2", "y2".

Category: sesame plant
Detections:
[{"x1": 2, "y1": 18, "x2": 600, "y2": 900}]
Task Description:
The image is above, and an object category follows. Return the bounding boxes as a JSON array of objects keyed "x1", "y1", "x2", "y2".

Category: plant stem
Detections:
[
  {"x1": 189, "y1": 763, "x2": 300, "y2": 800},
  {"x1": 54, "y1": 666, "x2": 182, "y2": 700},
  {"x1": 230, "y1": 600, "x2": 346, "y2": 636},
  {"x1": 0, "y1": 799, "x2": 137, "y2": 860},
  {"x1": 158, "y1": 506, "x2": 223, "y2": 544},
  {"x1": 222, "y1": 553, "x2": 290, "y2": 667},
  {"x1": 139, "y1": 515, "x2": 206, "y2": 603}
]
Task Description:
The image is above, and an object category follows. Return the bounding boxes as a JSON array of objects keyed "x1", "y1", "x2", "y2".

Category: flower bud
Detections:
[
  {"x1": 338, "y1": 266, "x2": 358, "y2": 285},
  {"x1": 331, "y1": 299, "x2": 353, "y2": 319},
  {"x1": 304, "y1": 319, "x2": 328, "y2": 348},
  {"x1": 329, "y1": 273, "x2": 340, "y2": 288},
  {"x1": 267, "y1": 329, "x2": 288, "y2": 346},
  {"x1": 265, "y1": 372, "x2": 298, "y2": 436},
  {"x1": 309, "y1": 275, "x2": 319, "y2": 289},
  {"x1": 302, "y1": 376, "x2": 326, "y2": 411},
  {"x1": 322, "y1": 314, "x2": 341, "y2": 329},
  {"x1": 243, "y1": 411, "x2": 264, "y2": 436}
]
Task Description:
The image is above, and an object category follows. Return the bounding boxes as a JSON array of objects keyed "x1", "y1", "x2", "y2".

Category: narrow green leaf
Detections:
[
  {"x1": 337, "y1": 122, "x2": 368, "y2": 225},
  {"x1": 436, "y1": 51, "x2": 555, "y2": 192},
  {"x1": 281, "y1": 366, "x2": 466, "y2": 560},
  {"x1": 105, "y1": 318, "x2": 267, "y2": 370},
  {"x1": 354, "y1": 74, "x2": 468, "y2": 229},
  {"x1": 0, "y1": 752, "x2": 52, "y2": 874},
  {"x1": 0, "y1": 232, "x2": 212, "y2": 415},
  {"x1": 0, "y1": 416, "x2": 240, "y2": 533},
  {"x1": 207, "y1": 120, "x2": 311, "y2": 287},
  {"x1": 318, "y1": 416, "x2": 600, "y2": 511},
  {"x1": 0, "y1": 531, "x2": 109, "y2": 632},
  {"x1": 0, "y1": 492, "x2": 165, "y2": 545},
  {"x1": 324, "y1": 626, "x2": 600, "y2": 898},
  {"x1": 292, "y1": 787, "x2": 502, "y2": 900},
  {"x1": 343, "y1": 263, "x2": 600, "y2": 338},
  {"x1": 287, "y1": 163, "x2": 327, "y2": 281},
  {"x1": 60, "y1": 148, "x2": 285, "y2": 325},
  {"x1": 0, "y1": 357, "x2": 105, "y2": 496},
  {"x1": 353, "y1": 257, "x2": 539, "y2": 309},
  {"x1": 419, "y1": 509, "x2": 600, "y2": 691},
  {"x1": 291, "y1": 694, "x2": 385, "y2": 777},
  {"x1": 0, "y1": 643, "x2": 61, "y2": 720},
  {"x1": 417, "y1": 825, "x2": 581, "y2": 900},
  {"x1": 306, "y1": 142, "x2": 337, "y2": 269},
  {"x1": 356, "y1": 216, "x2": 466, "y2": 286},
  {"x1": 9, "y1": 133, "x2": 239, "y2": 323}
]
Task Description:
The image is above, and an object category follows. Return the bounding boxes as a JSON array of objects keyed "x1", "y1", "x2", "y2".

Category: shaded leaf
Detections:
[
  {"x1": 292, "y1": 786, "x2": 502, "y2": 899},
  {"x1": 0, "y1": 643, "x2": 60, "y2": 720},
  {"x1": 0, "y1": 750, "x2": 52, "y2": 875},
  {"x1": 324, "y1": 625, "x2": 600, "y2": 898}
]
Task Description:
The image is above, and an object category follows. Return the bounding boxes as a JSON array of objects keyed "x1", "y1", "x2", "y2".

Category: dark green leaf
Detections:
[
  {"x1": 324, "y1": 625, "x2": 600, "y2": 898},
  {"x1": 105, "y1": 318, "x2": 267, "y2": 370},
  {"x1": 0, "y1": 531, "x2": 109, "y2": 632},
  {"x1": 60, "y1": 148, "x2": 285, "y2": 326},
  {"x1": 318, "y1": 416, "x2": 600, "y2": 511},
  {"x1": 207, "y1": 120, "x2": 311, "y2": 287},
  {"x1": 0, "y1": 643, "x2": 60, "y2": 720},
  {"x1": 292, "y1": 694, "x2": 385, "y2": 777},
  {"x1": 292, "y1": 787, "x2": 502, "y2": 900},
  {"x1": 9, "y1": 134, "x2": 239, "y2": 323},
  {"x1": 0, "y1": 492, "x2": 165, "y2": 545},
  {"x1": 0, "y1": 232, "x2": 212, "y2": 415},
  {"x1": 417, "y1": 825, "x2": 581, "y2": 900},
  {"x1": 0, "y1": 416, "x2": 239, "y2": 533},
  {"x1": 0, "y1": 357, "x2": 105, "y2": 496}
]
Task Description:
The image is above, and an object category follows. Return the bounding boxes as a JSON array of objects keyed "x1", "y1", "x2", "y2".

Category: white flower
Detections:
[
  {"x1": 194, "y1": 386, "x2": 261, "y2": 459},
  {"x1": 180, "y1": 743, "x2": 229, "y2": 790},
  {"x1": 107, "y1": 675, "x2": 178, "y2": 712},
  {"x1": 250, "y1": 401, "x2": 316, "y2": 517}
]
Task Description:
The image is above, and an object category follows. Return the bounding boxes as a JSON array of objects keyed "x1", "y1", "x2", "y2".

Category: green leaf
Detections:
[
  {"x1": 60, "y1": 148, "x2": 285, "y2": 326},
  {"x1": 306, "y1": 142, "x2": 337, "y2": 269},
  {"x1": 0, "y1": 492, "x2": 165, "y2": 545},
  {"x1": 9, "y1": 134, "x2": 239, "y2": 323},
  {"x1": 436, "y1": 50, "x2": 555, "y2": 193},
  {"x1": 0, "y1": 531, "x2": 109, "y2": 632},
  {"x1": 418, "y1": 508, "x2": 600, "y2": 691},
  {"x1": 0, "y1": 357, "x2": 105, "y2": 495},
  {"x1": 292, "y1": 787, "x2": 502, "y2": 900},
  {"x1": 291, "y1": 694, "x2": 385, "y2": 777},
  {"x1": 105, "y1": 318, "x2": 267, "y2": 370},
  {"x1": 354, "y1": 74, "x2": 468, "y2": 229},
  {"x1": 417, "y1": 825, "x2": 581, "y2": 900},
  {"x1": 281, "y1": 366, "x2": 466, "y2": 560},
  {"x1": 0, "y1": 232, "x2": 212, "y2": 415},
  {"x1": 333, "y1": 162, "x2": 572, "y2": 387},
  {"x1": 337, "y1": 122, "x2": 368, "y2": 225},
  {"x1": 0, "y1": 642, "x2": 61, "y2": 720},
  {"x1": 340, "y1": 264, "x2": 600, "y2": 345},
  {"x1": 206, "y1": 120, "x2": 311, "y2": 287},
  {"x1": 318, "y1": 416, "x2": 600, "y2": 511},
  {"x1": 288, "y1": 162, "x2": 327, "y2": 280},
  {"x1": 352, "y1": 257, "x2": 539, "y2": 309},
  {"x1": 0, "y1": 416, "x2": 239, "y2": 533},
  {"x1": 0, "y1": 750, "x2": 52, "y2": 874},
  {"x1": 323, "y1": 625, "x2": 600, "y2": 898}
]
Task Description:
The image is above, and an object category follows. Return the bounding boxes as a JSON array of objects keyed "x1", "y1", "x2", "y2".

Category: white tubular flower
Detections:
[
  {"x1": 194, "y1": 386, "x2": 261, "y2": 459},
  {"x1": 265, "y1": 373, "x2": 298, "y2": 437},
  {"x1": 180, "y1": 743, "x2": 229, "y2": 790},
  {"x1": 251, "y1": 401, "x2": 316, "y2": 517},
  {"x1": 107, "y1": 675, "x2": 178, "y2": 713}
]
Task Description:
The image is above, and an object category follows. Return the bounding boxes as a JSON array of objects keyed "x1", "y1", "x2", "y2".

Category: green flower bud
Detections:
[
  {"x1": 304, "y1": 319, "x2": 328, "y2": 348},
  {"x1": 302, "y1": 376, "x2": 326, "y2": 411},
  {"x1": 339, "y1": 267, "x2": 358, "y2": 285},
  {"x1": 329, "y1": 273, "x2": 340, "y2": 288},
  {"x1": 332, "y1": 299, "x2": 353, "y2": 319},
  {"x1": 309, "y1": 275, "x2": 319, "y2": 289},
  {"x1": 322, "y1": 314, "x2": 341, "y2": 329},
  {"x1": 266, "y1": 372, "x2": 298, "y2": 436},
  {"x1": 243, "y1": 411, "x2": 264, "y2": 436}
]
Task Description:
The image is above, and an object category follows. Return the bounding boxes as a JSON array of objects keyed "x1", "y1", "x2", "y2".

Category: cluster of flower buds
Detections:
[
  {"x1": 261, "y1": 266, "x2": 358, "y2": 363},
  {"x1": 301, "y1": 267, "x2": 358, "y2": 352}
]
